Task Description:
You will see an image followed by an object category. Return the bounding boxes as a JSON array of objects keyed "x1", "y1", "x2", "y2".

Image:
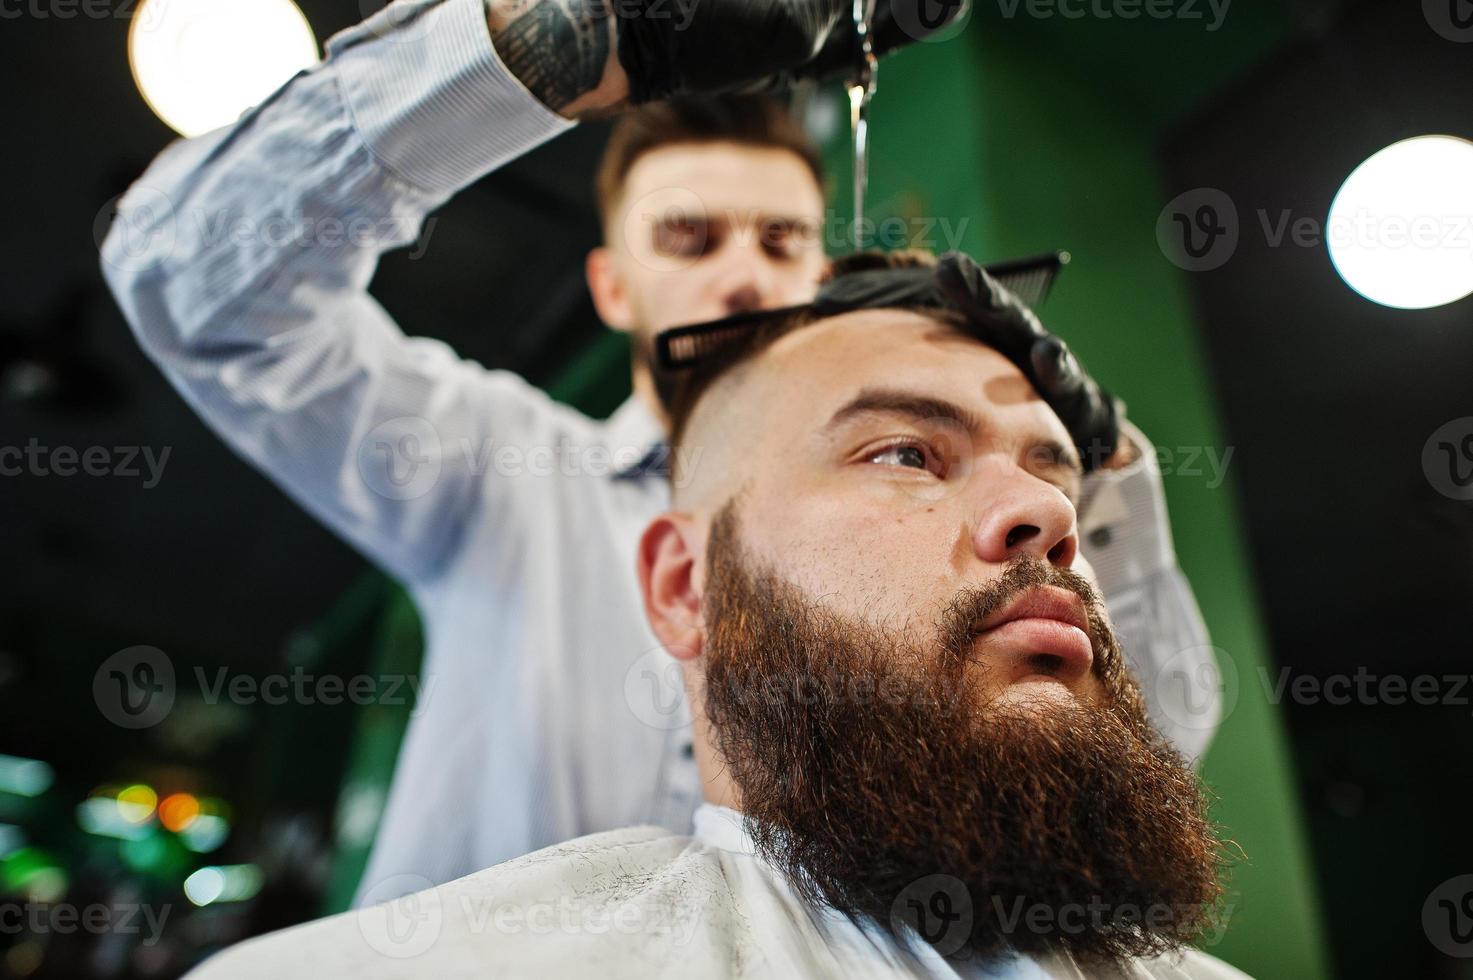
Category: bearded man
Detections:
[{"x1": 184, "y1": 251, "x2": 1243, "y2": 979}]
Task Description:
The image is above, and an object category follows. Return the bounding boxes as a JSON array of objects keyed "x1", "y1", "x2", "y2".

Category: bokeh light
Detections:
[
  {"x1": 116, "y1": 783, "x2": 158, "y2": 824},
  {"x1": 1327, "y1": 135, "x2": 1473, "y2": 310},
  {"x1": 128, "y1": 0, "x2": 320, "y2": 137},
  {"x1": 159, "y1": 791, "x2": 201, "y2": 832}
]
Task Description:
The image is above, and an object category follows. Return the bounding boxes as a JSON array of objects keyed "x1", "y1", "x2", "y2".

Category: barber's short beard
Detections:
[
  {"x1": 631, "y1": 328, "x2": 655, "y2": 376},
  {"x1": 700, "y1": 502, "x2": 1227, "y2": 969}
]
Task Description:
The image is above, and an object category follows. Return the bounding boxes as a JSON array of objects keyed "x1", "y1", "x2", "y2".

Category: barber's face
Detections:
[
  {"x1": 711, "y1": 310, "x2": 1099, "y2": 709},
  {"x1": 596, "y1": 142, "x2": 828, "y2": 336}
]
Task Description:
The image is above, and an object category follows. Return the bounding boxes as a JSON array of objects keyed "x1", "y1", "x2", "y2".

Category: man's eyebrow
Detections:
[
  {"x1": 825, "y1": 387, "x2": 985, "y2": 435},
  {"x1": 1036, "y1": 438, "x2": 1086, "y2": 481},
  {"x1": 755, "y1": 214, "x2": 818, "y2": 229},
  {"x1": 658, "y1": 210, "x2": 815, "y2": 228},
  {"x1": 825, "y1": 386, "x2": 1086, "y2": 482}
]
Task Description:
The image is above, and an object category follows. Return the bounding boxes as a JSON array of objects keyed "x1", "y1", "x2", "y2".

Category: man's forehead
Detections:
[
  {"x1": 620, "y1": 143, "x2": 823, "y2": 221},
  {"x1": 764, "y1": 310, "x2": 1023, "y2": 389},
  {"x1": 747, "y1": 309, "x2": 1069, "y2": 444},
  {"x1": 676, "y1": 309, "x2": 1078, "y2": 505}
]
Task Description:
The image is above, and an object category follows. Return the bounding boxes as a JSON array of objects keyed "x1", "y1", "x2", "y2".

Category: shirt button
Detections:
[
  {"x1": 1089, "y1": 526, "x2": 1113, "y2": 549},
  {"x1": 681, "y1": 743, "x2": 695, "y2": 760}
]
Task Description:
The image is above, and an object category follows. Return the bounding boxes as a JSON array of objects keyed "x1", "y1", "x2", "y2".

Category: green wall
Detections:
[
  {"x1": 325, "y1": 13, "x2": 1330, "y2": 974},
  {"x1": 817, "y1": 19, "x2": 1328, "y2": 978}
]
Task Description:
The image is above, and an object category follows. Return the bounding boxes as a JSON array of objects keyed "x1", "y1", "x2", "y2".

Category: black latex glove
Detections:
[
  {"x1": 808, "y1": 251, "x2": 1121, "y2": 470},
  {"x1": 933, "y1": 251, "x2": 1122, "y2": 471},
  {"x1": 616, "y1": 0, "x2": 970, "y2": 104}
]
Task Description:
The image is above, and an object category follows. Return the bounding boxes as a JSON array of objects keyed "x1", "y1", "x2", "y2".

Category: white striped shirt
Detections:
[{"x1": 100, "y1": 0, "x2": 1221, "y2": 907}]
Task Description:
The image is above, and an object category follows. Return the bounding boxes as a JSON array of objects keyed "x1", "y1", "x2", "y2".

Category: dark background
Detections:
[{"x1": 1162, "y1": 3, "x2": 1473, "y2": 976}]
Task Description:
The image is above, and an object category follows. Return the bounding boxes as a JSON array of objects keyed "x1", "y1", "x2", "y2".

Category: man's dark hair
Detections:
[{"x1": 594, "y1": 95, "x2": 825, "y2": 234}]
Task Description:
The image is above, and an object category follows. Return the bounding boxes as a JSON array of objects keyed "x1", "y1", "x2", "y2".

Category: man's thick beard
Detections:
[{"x1": 700, "y1": 503, "x2": 1227, "y2": 969}]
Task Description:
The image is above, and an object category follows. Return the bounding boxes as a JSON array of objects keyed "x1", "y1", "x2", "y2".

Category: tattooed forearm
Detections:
[{"x1": 489, "y1": 0, "x2": 615, "y2": 114}]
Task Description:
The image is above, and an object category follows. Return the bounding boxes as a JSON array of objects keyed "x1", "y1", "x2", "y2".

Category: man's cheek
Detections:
[
  {"x1": 820, "y1": 493, "x2": 956, "y2": 564},
  {"x1": 636, "y1": 279, "x2": 697, "y2": 333},
  {"x1": 796, "y1": 536, "x2": 941, "y2": 616},
  {"x1": 746, "y1": 486, "x2": 948, "y2": 587}
]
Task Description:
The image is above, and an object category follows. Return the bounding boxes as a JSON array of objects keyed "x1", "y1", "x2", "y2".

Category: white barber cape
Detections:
[{"x1": 188, "y1": 805, "x2": 1250, "y2": 980}]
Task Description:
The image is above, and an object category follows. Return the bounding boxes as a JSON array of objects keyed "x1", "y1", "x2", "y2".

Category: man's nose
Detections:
[
  {"x1": 969, "y1": 459, "x2": 1079, "y2": 568},
  {"x1": 712, "y1": 242, "x2": 778, "y2": 315},
  {"x1": 721, "y1": 281, "x2": 764, "y2": 315}
]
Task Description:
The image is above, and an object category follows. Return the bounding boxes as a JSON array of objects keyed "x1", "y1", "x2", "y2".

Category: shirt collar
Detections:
[
  {"x1": 691, "y1": 803, "x2": 756, "y2": 855},
  {"x1": 605, "y1": 395, "x2": 669, "y2": 482}
]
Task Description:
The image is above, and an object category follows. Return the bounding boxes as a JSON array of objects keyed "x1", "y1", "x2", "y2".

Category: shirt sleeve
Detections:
[
  {"x1": 1078, "y1": 421, "x2": 1222, "y2": 764},
  {"x1": 100, "y1": 0, "x2": 578, "y2": 585}
]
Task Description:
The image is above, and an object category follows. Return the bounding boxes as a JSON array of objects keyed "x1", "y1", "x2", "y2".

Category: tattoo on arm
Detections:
[{"x1": 490, "y1": 0, "x2": 614, "y2": 113}]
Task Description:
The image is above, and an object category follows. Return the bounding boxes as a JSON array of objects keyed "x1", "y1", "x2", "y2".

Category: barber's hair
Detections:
[
  {"x1": 594, "y1": 95, "x2": 825, "y2": 235},
  {"x1": 665, "y1": 249, "x2": 964, "y2": 455}
]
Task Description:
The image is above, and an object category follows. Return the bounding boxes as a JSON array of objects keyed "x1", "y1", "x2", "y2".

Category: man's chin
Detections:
[{"x1": 982, "y1": 677, "x2": 1100, "y2": 715}]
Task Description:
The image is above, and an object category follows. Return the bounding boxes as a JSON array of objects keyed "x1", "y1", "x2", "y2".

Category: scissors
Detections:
[{"x1": 848, "y1": 0, "x2": 880, "y2": 249}]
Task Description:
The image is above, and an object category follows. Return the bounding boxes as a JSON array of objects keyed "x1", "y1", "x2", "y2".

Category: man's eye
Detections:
[
  {"x1": 654, "y1": 220, "x2": 710, "y2": 257},
  {"x1": 763, "y1": 238, "x2": 797, "y2": 261},
  {"x1": 868, "y1": 442, "x2": 934, "y2": 472},
  {"x1": 760, "y1": 222, "x2": 799, "y2": 260}
]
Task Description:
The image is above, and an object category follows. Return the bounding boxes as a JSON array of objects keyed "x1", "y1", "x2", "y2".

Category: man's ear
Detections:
[
  {"x1": 586, "y1": 246, "x2": 636, "y2": 333},
  {"x1": 638, "y1": 512, "x2": 705, "y2": 662}
]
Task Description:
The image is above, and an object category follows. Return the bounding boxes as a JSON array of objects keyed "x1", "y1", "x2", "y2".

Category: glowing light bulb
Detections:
[
  {"x1": 128, "y1": 0, "x2": 319, "y2": 137},
  {"x1": 1327, "y1": 135, "x2": 1473, "y2": 310}
]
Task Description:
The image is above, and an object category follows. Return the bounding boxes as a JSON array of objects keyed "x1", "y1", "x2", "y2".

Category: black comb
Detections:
[
  {"x1": 986, "y1": 250, "x2": 1070, "y2": 308},
  {"x1": 654, "y1": 251, "x2": 1070, "y2": 377}
]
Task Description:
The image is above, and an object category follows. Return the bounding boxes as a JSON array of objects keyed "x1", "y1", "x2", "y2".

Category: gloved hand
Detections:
[
  {"x1": 933, "y1": 251, "x2": 1122, "y2": 471},
  {"x1": 807, "y1": 250, "x2": 1121, "y2": 469},
  {"x1": 616, "y1": 0, "x2": 970, "y2": 104}
]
